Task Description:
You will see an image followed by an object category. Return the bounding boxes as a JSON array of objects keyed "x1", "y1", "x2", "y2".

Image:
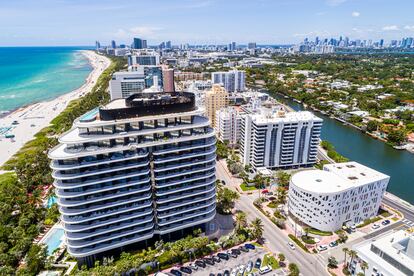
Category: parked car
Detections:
[
  {"x1": 209, "y1": 274, "x2": 215, "y2": 276},
  {"x1": 351, "y1": 225, "x2": 356, "y2": 232},
  {"x1": 170, "y1": 269, "x2": 182, "y2": 276},
  {"x1": 223, "y1": 270, "x2": 230, "y2": 276},
  {"x1": 382, "y1": 219, "x2": 390, "y2": 226},
  {"x1": 288, "y1": 242, "x2": 296, "y2": 250},
  {"x1": 255, "y1": 258, "x2": 262, "y2": 268},
  {"x1": 317, "y1": 245, "x2": 328, "y2": 252},
  {"x1": 217, "y1": 273, "x2": 223, "y2": 276},
  {"x1": 239, "y1": 245, "x2": 249, "y2": 252},
  {"x1": 245, "y1": 243, "x2": 256, "y2": 250},
  {"x1": 218, "y1": 252, "x2": 229, "y2": 260},
  {"x1": 189, "y1": 263, "x2": 198, "y2": 271},
  {"x1": 372, "y1": 223, "x2": 380, "y2": 230},
  {"x1": 212, "y1": 255, "x2": 221, "y2": 263},
  {"x1": 229, "y1": 251, "x2": 238, "y2": 258},
  {"x1": 179, "y1": 266, "x2": 192, "y2": 274},
  {"x1": 231, "y1": 248, "x2": 241, "y2": 255},
  {"x1": 238, "y1": 265, "x2": 246, "y2": 275},
  {"x1": 230, "y1": 268, "x2": 238, "y2": 276},
  {"x1": 259, "y1": 265, "x2": 272, "y2": 274},
  {"x1": 246, "y1": 261, "x2": 253, "y2": 272},
  {"x1": 329, "y1": 241, "x2": 338, "y2": 247},
  {"x1": 195, "y1": 260, "x2": 206, "y2": 268},
  {"x1": 203, "y1": 257, "x2": 215, "y2": 265}
]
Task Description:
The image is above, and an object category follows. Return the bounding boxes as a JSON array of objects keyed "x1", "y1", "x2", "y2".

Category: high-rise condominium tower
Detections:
[{"x1": 48, "y1": 92, "x2": 216, "y2": 267}]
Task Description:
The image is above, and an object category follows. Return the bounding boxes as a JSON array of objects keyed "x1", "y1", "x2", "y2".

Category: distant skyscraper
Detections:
[
  {"x1": 248, "y1": 42, "x2": 256, "y2": 49},
  {"x1": 95, "y1": 41, "x2": 101, "y2": 50},
  {"x1": 133, "y1": 38, "x2": 144, "y2": 49},
  {"x1": 142, "y1": 40, "x2": 148, "y2": 49},
  {"x1": 166, "y1": 41, "x2": 172, "y2": 49},
  {"x1": 162, "y1": 68, "x2": 175, "y2": 93},
  {"x1": 379, "y1": 39, "x2": 384, "y2": 47},
  {"x1": 111, "y1": 40, "x2": 116, "y2": 49}
]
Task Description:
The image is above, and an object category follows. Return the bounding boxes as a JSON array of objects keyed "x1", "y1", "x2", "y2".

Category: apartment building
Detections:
[
  {"x1": 215, "y1": 106, "x2": 242, "y2": 146},
  {"x1": 211, "y1": 70, "x2": 246, "y2": 92},
  {"x1": 288, "y1": 162, "x2": 389, "y2": 232},
  {"x1": 240, "y1": 108, "x2": 322, "y2": 169},
  {"x1": 205, "y1": 84, "x2": 229, "y2": 128},
  {"x1": 48, "y1": 92, "x2": 216, "y2": 266}
]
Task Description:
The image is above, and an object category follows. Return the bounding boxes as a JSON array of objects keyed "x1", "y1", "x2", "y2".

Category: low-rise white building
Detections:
[
  {"x1": 288, "y1": 162, "x2": 389, "y2": 232},
  {"x1": 352, "y1": 230, "x2": 414, "y2": 276}
]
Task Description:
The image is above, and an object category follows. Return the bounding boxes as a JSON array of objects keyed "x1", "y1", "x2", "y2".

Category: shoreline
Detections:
[{"x1": 0, "y1": 50, "x2": 111, "y2": 169}]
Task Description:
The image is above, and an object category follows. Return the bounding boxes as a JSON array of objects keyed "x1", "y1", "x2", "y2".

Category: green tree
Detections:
[
  {"x1": 234, "y1": 211, "x2": 247, "y2": 232},
  {"x1": 360, "y1": 261, "x2": 369, "y2": 275},
  {"x1": 288, "y1": 263, "x2": 300, "y2": 276},
  {"x1": 25, "y1": 244, "x2": 47, "y2": 275},
  {"x1": 328, "y1": 256, "x2": 338, "y2": 268},
  {"x1": 278, "y1": 253, "x2": 285, "y2": 263},
  {"x1": 366, "y1": 120, "x2": 379, "y2": 132},
  {"x1": 343, "y1": 247, "x2": 349, "y2": 267},
  {"x1": 387, "y1": 129, "x2": 406, "y2": 145},
  {"x1": 250, "y1": 218, "x2": 264, "y2": 240},
  {"x1": 216, "y1": 187, "x2": 239, "y2": 214}
]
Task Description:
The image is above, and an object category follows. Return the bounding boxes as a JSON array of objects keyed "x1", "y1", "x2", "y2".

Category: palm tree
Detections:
[
  {"x1": 235, "y1": 211, "x2": 247, "y2": 232},
  {"x1": 250, "y1": 218, "x2": 264, "y2": 240},
  {"x1": 342, "y1": 247, "x2": 349, "y2": 267},
  {"x1": 348, "y1": 250, "x2": 358, "y2": 269},
  {"x1": 360, "y1": 261, "x2": 368, "y2": 275}
]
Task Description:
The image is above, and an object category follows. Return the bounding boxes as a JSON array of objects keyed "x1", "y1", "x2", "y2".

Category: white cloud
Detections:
[
  {"x1": 113, "y1": 26, "x2": 163, "y2": 40},
  {"x1": 326, "y1": 0, "x2": 347, "y2": 6},
  {"x1": 404, "y1": 25, "x2": 414, "y2": 31},
  {"x1": 382, "y1": 25, "x2": 399, "y2": 31},
  {"x1": 351, "y1": 11, "x2": 360, "y2": 17}
]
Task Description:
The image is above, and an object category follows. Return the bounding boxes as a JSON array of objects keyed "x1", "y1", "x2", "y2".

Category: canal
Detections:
[{"x1": 272, "y1": 93, "x2": 414, "y2": 204}]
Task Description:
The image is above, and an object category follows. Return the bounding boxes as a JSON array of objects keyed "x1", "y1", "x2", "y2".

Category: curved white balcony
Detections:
[
  {"x1": 156, "y1": 210, "x2": 216, "y2": 235},
  {"x1": 154, "y1": 164, "x2": 215, "y2": 181},
  {"x1": 156, "y1": 185, "x2": 215, "y2": 204},
  {"x1": 57, "y1": 189, "x2": 151, "y2": 207},
  {"x1": 60, "y1": 116, "x2": 210, "y2": 144},
  {"x1": 156, "y1": 191, "x2": 216, "y2": 211},
  {"x1": 155, "y1": 171, "x2": 216, "y2": 188},
  {"x1": 158, "y1": 205, "x2": 216, "y2": 226},
  {"x1": 155, "y1": 178, "x2": 216, "y2": 197},
  {"x1": 54, "y1": 170, "x2": 150, "y2": 189},
  {"x1": 157, "y1": 198, "x2": 216, "y2": 219},
  {"x1": 60, "y1": 196, "x2": 152, "y2": 216},
  {"x1": 153, "y1": 137, "x2": 215, "y2": 156},
  {"x1": 67, "y1": 231, "x2": 155, "y2": 258},
  {"x1": 153, "y1": 145, "x2": 216, "y2": 163},
  {"x1": 154, "y1": 155, "x2": 215, "y2": 173},
  {"x1": 48, "y1": 130, "x2": 215, "y2": 160},
  {"x1": 50, "y1": 151, "x2": 148, "y2": 170},
  {"x1": 52, "y1": 161, "x2": 149, "y2": 180},
  {"x1": 55, "y1": 178, "x2": 151, "y2": 198},
  {"x1": 65, "y1": 215, "x2": 154, "y2": 240},
  {"x1": 67, "y1": 223, "x2": 154, "y2": 249},
  {"x1": 61, "y1": 200, "x2": 153, "y2": 224}
]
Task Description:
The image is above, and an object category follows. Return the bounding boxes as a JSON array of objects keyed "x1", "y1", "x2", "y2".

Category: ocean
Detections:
[{"x1": 0, "y1": 47, "x2": 93, "y2": 114}]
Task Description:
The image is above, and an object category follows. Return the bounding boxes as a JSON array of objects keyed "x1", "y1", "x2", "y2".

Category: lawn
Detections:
[
  {"x1": 240, "y1": 183, "x2": 258, "y2": 191},
  {"x1": 262, "y1": 254, "x2": 280, "y2": 269},
  {"x1": 379, "y1": 209, "x2": 392, "y2": 218},
  {"x1": 357, "y1": 216, "x2": 381, "y2": 228},
  {"x1": 307, "y1": 228, "x2": 333, "y2": 236},
  {"x1": 251, "y1": 242, "x2": 262, "y2": 248}
]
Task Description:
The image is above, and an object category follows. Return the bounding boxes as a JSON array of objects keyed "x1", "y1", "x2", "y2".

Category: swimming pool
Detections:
[{"x1": 42, "y1": 228, "x2": 65, "y2": 255}]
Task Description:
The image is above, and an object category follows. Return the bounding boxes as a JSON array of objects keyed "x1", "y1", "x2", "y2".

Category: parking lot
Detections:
[{"x1": 192, "y1": 247, "x2": 266, "y2": 275}]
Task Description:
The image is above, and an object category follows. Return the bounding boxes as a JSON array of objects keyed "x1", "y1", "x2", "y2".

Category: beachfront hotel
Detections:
[
  {"x1": 48, "y1": 92, "x2": 216, "y2": 266},
  {"x1": 288, "y1": 162, "x2": 390, "y2": 232},
  {"x1": 240, "y1": 107, "x2": 323, "y2": 170}
]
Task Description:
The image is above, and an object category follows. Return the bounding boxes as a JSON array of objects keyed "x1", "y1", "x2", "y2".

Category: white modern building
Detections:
[
  {"x1": 109, "y1": 67, "x2": 163, "y2": 100},
  {"x1": 128, "y1": 51, "x2": 160, "y2": 66},
  {"x1": 48, "y1": 92, "x2": 216, "y2": 267},
  {"x1": 288, "y1": 162, "x2": 390, "y2": 232},
  {"x1": 240, "y1": 108, "x2": 322, "y2": 169},
  {"x1": 352, "y1": 230, "x2": 414, "y2": 276},
  {"x1": 212, "y1": 70, "x2": 246, "y2": 92},
  {"x1": 215, "y1": 107, "x2": 242, "y2": 146}
]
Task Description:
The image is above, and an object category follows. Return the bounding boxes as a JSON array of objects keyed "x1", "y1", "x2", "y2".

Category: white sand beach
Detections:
[{"x1": 0, "y1": 50, "x2": 111, "y2": 169}]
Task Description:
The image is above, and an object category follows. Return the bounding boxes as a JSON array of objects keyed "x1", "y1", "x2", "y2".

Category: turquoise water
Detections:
[
  {"x1": 43, "y1": 228, "x2": 65, "y2": 255},
  {"x1": 46, "y1": 196, "x2": 57, "y2": 208},
  {"x1": 0, "y1": 47, "x2": 92, "y2": 114}
]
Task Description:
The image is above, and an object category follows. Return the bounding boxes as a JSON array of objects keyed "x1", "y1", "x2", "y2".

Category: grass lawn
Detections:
[
  {"x1": 240, "y1": 183, "x2": 257, "y2": 191},
  {"x1": 357, "y1": 216, "x2": 381, "y2": 228},
  {"x1": 262, "y1": 254, "x2": 280, "y2": 269},
  {"x1": 391, "y1": 217, "x2": 399, "y2": 222},
  {"x1": 379, "y1": 209, "x2": 392, "y2": 218},
  {"x1": 308, "y1": 228, "x2": 333, "y2": 236},
  {"x1": 251, "y1": 242, "x2": 262, "y2": 248}
]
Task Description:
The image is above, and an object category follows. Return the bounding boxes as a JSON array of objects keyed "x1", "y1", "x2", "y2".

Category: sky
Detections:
[{"x1": 1, "y1": 0, "x2": 414, "y2": 46}]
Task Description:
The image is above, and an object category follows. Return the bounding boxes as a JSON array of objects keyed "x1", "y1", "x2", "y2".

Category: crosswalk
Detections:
[{"x1": 402, "y1": 218, "x2": 414, "y2": 227}]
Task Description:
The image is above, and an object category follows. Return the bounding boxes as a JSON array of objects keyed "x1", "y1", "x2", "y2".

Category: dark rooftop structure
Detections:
[{"x1": 98, "y1": 92, "x2": 196, "y2": 121}]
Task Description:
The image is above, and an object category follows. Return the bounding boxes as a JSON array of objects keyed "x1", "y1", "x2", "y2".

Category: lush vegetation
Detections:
[
  {"x1": 0, "y1": 55, "x2": 126, "y2": 274},
  {"x1": 288, "y1": 234, "x2": 309, "y2": 253},
  {"x1": 262, "y1": 254, "x2": 279, "y2": 269},
  {"x1": 216, "y1": 182, "x2": 240, "y2": 214},
  {"x1": 356, "y1": 216, "x2": 381, "y2": 228},
  {"x1": 307, "y1": 228, "x2": 333, "y2": 236},
  {"x1": 321, "y1": 140, "x2": 349, "y2": 163}
]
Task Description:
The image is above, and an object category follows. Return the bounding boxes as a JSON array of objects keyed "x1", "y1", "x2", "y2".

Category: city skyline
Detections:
[{"x1": 1, "y1": 0, "x2": 414, "y2": 46}]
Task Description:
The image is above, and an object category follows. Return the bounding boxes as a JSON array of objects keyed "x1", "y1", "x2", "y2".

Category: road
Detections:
[{"x1": 216, "y1": 161, "x2": 329, "y2": 276}]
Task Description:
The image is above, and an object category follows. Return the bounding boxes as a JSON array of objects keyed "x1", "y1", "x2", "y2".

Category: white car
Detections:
[
  {"x1": 189, "y1": 263, "x2": 198, "y2": 271},
  {"x1": 239, "y1": 264, "x2": 246, "y2": 274},
  {"x1": 317, "y1": 245, "x2": 328, "y2": 252},
  {"x1": 288, "y1": 241, "x2": 296, "y2": 250},
  {"x1": 230, "y1": 268, "x2": 238, "y2": 276},
  {"x1": 372, "y1": 223, "x2": 380, "y2": 230}
]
